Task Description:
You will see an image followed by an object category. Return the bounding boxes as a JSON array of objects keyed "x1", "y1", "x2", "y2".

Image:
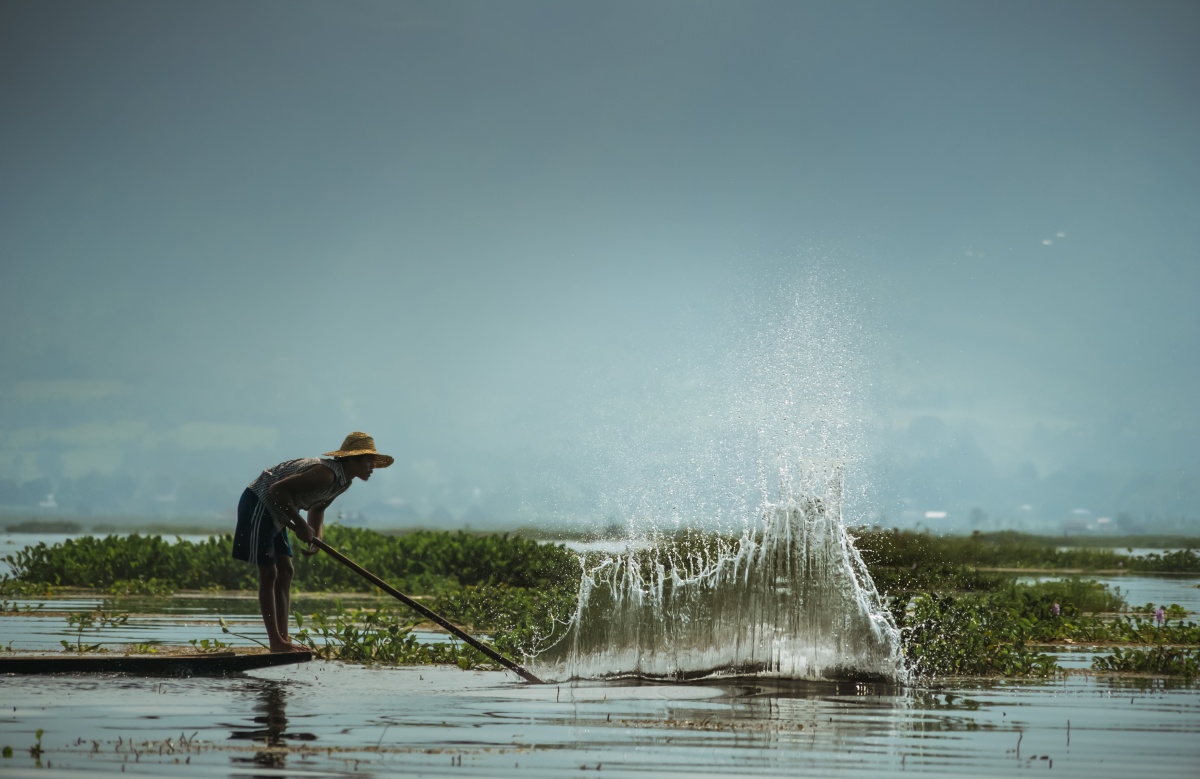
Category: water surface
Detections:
[{"x1": 2, "y1": 663, "x2": 1198, "y2": 778}]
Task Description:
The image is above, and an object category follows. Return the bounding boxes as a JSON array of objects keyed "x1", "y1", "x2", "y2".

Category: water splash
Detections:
[
  {"x1": 535, "y1": 267, "x2": 902, "y2": 683},
  {"x1": 533, "y1": 469, "x2": 904, "y2": 683}
]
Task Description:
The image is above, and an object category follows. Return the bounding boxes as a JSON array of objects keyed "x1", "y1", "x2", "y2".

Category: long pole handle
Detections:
[{"x1": 309, "y1": 537, "x2": 544, "y2": 684}]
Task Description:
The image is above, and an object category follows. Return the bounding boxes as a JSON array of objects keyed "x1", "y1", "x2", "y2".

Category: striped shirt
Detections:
[{"x1": 248, "y1": 458, "x2": 350, "y2": 531}]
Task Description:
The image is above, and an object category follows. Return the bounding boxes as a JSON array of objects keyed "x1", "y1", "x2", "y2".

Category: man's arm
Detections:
[
  {"x1": 299, "y1": 498, "x2": 334, "y2": 556},
  {"x1": 265, "y1": 466, "x2": 335, "y2": 543}
]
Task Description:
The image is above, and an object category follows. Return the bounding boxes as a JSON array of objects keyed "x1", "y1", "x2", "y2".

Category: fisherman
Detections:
[{"x1": 232, "y1": 432, "x2": 393, "y2": 652}]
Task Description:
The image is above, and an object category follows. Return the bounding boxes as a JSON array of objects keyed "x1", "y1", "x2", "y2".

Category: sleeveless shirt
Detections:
[{"x1": 248, "y1": 458, "x2": 351, "y2": 531}]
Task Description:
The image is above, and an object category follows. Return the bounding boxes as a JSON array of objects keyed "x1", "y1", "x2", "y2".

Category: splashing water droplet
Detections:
[{"x1": 534, "y1": 266, "x2": 904, "y2": 683}]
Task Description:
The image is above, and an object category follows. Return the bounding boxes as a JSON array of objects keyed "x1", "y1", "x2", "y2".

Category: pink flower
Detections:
[
  {"x1": 1155, "y1": 607, "x2": 1165, "y2": 625},
  {"x1": 1052, "y1": 603, "x2": 1060, "y2": 617}
]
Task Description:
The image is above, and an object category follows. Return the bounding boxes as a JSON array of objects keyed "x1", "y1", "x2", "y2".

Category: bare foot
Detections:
[{"x1": 269, "y1": 641, "x2": 303, "y2": 653}]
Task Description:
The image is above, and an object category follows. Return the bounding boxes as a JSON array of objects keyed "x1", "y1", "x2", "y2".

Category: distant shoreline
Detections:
[{"x1": 2, "y1": 518, "x2": 1197, "y2": 551}]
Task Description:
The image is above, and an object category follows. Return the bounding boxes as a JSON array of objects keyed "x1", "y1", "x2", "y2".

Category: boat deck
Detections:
[{"x1": 0, "y1": 649, "x2": 313, "y2": 676}]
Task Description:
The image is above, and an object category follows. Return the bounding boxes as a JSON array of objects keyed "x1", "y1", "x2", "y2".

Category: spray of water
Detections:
[{"x1": 534, "y1": 265, "x2": 903, "y2": 683}]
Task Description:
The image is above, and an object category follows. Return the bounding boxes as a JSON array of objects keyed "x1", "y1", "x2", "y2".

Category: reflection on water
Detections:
[
  {"x1": 0, "y1": 664, "x2": 1195, "y2": 778},
  {"x1": 228, "y1": 680, "x2": 317, "y2": 775}
]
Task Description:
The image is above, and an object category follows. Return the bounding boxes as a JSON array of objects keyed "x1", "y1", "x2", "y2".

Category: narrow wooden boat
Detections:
[{"x1": 0, "y1": 649, "x2": 312, "y2": 676}]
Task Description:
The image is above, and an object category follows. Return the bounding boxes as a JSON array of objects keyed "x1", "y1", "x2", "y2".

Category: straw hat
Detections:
[{"x1": 324, "y1": 432, "x2": 394, "y2": 468}]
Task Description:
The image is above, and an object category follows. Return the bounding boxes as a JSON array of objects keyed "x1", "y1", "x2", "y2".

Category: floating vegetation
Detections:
[
  {"x1": 187, "y1": 638, "x2": 228, "y2": 654},
  {"x1": 1092, "y1": 646, "x2": 1200, "y2": 679},
  {"x1": 284, "y1": 583, "x2": 577, "y2": 668},
  {"x1": 1, "y1": 597, "x2": 43, "y2": 613},
  {"x1": 1134, "y1": 602, "x2": 1188, "y2": 619},
  {"x1": 901, "y1": 592, "x2": 1059, "y2": 677},
  {"x1": 5, "y1": 523, "x2": 1199, "y2": 680},
  {"x1": 7, "y1": 534, "x2": 253, "y2": 590},
  {"x1": 61, "y1": 609, "x2": 128, "y2": 652},
  {"x1": 5, "y1": 520, "x2": 82, "y2": 533},
  {"x1": 293, "y1": 607, "x2": 491, "y2": 669},
  {"x1": 894, "y1": 580, "x2": 1200, "y2": 678},
  {"x1": 0, "y1": 576, "x2": 55, "y2": 598},
  {"x1": 1033, "y1": 615, "x2": 1200, "y2": 645},
  {"x1": 853, "y1": 528, "x2": 1200, "y2": 575},
  {"x1": 107, "y1": 578, "x2": 176, "y2": 596},
  {"x1": 429, "y1": 584, "x2": 577, "y2": 660},
  {"x1": 4, "y1": 527, "x2": 578, "y2": 593}
]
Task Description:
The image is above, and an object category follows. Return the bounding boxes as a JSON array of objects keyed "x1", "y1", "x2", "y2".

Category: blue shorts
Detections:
[{"x1": 231, "y1": 488, "x2": 293, "y2": 566}]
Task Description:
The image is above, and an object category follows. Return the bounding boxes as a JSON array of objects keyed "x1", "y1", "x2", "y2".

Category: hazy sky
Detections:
[{"x1": 2, "y1": 1, "x2": 1197, "y2": 528}]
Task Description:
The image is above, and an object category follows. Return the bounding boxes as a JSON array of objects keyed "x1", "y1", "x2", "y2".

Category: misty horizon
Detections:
[{"x1": 2, "y1": 1, "x2": 1197, "y2": 536}]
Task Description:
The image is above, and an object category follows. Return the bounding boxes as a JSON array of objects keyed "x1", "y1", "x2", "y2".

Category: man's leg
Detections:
[
  {"x1": 274, "y1": 555, "x2": 296, "y2": 647},
  {"x1": 257, "y1": 563, "x2": 292, "y2": 652}
]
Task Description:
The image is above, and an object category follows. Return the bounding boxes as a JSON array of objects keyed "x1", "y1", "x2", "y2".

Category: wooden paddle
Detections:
[{"x1": 307, "y1": 537, "x2": 545, "y2": 684}]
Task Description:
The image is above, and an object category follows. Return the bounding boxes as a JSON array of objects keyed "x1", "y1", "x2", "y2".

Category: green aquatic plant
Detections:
[
  {"x1": 9, "y1": 526, "x2": 1197, "y2": 683},
  {"x1": 0, "y1": 576, "x2": 53, "y2": 598},
  {"x1": 1131, "y1": 549, "x2": 1200, "y2": 573},
  {"x1": 869, "y1": 562, "x2": 1005, "y2": 597},
  {"x1": 4, "y1": 533, "x2": 253, "y2": 589},
  {"x1": 1014, "y1": 578, "x2": 1128, "y2": 614},
  {"x1": 1133, "y1": 603, "x2": 1188, "y2": 619},
  {"x1": 293, "y1": 527, "x2": 578, "y2": 593},
  {"x1": 6, "y1": 519, "x2": 82, "y2": 533},
  {"x1": 1092, "y1": 646, "x2": 1200, "y2": 678},
  {"x1": 901, "y1": 591, "x2": 1059, "y2": 677},
  {"x1": 4, "y1": 527, "x2": 578, "y2": 593},
  {"x1": 61, "y1": 609, "x2": 128, "y2": 651},
  {"x1": 852, "y1": 528, "x2": 1200, "y2": 573},
  {"x1": 218, "y1": 617, "x2": 268, "y2": 649},
  {"x1": 170, "y1": 584, "x2": 574, "y2": 666},
  {"x1": 895, "y1": 570, "x2": 1200, "y2": 678},
  {"x1": 430, "y1": 584, "x2": 576, "y2": 658},
  {"x1": 1026, "y1": 614, "x2": 1200, "y2": 645},
  {"x1": 187, "y1": 638, "x2": 230, "y2": 653},
  {"x1": 108, "y1": 578, "x2": 176, "y2": 596},
  {"x1": 1, "y1": 598, "x2": 43, "y2": 613},
  {"x1": 292, "y1": 607, "x2": 491, "y2": 668}
]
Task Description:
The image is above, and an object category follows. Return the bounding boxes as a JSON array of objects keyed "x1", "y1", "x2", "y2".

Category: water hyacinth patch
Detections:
[
  {"x1": 291, "y1": 608, "x2": 495, "y2": 669},
  {"x1": 6, "y1": 527, "x2": 1200, "y2": 680},
  {"x1": 1092, "y1": 646, "x2": 1200, "y2": 679},
  {"x1": 3, "y1": 527, "x2": 579, "y2": 593},
  {"x1": 900, "y1": 592, "x2": 1059, "y2": 677},
  {"x1": 852, "y1": 529, "x2": 1200, "y2": 575}
]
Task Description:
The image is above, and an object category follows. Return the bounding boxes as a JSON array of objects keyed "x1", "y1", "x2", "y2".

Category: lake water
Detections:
[
  {"x1": 2, "y1": 532, "x2": 1199, "y2": 777},
  {"x1": 1, "y1": 662, "x2": 1198, "y2": 778}
]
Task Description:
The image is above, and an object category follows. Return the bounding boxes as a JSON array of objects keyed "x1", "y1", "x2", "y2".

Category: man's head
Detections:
[
  {"x1": 324, "y1": 432, "x2": 393, "y2": 481},
  {"x1": 340, "y1": 453, "x2": 377, "y2": 482}
]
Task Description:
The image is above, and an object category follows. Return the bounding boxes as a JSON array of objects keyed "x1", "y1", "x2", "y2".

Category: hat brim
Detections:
[{"x1": 323, "y1": 449, "x2": 394, "y2": 468}]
